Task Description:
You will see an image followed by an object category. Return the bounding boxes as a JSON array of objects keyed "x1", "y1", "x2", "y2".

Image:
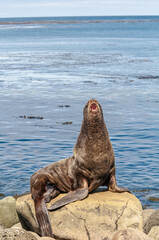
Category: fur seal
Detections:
[{"x1": 30, "y1": 99, "x2": 129, "y2": 237}]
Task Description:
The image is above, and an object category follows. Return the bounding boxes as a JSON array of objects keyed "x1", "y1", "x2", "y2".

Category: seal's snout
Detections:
[
  {"x1": 89, "y1": 99, "x2": 99, "y2": 114},
  {"x1": 85, "y1": 99, "x2": 100, "y2": 116},
  {"x1": 91, "y1": 103, "x2": 97, "y2": 111}
]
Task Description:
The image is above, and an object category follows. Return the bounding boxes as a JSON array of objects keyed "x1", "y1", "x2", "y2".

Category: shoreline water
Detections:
[{"x1": 0, "y1": 15, "x2": 159, "y2": 209}]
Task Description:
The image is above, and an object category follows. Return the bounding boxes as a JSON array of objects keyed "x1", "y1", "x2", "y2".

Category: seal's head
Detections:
[{"x1": 83, "y1": 99, "x2": 103, "y2": 123}]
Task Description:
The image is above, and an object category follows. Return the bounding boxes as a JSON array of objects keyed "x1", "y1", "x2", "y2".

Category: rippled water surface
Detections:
[{"x1": 0, "y1": 16, "x2": 159, "y2": 208}]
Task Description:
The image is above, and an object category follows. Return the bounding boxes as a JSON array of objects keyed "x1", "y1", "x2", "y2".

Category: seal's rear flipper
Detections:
[
  {"x1": 35, "y1": 199, "x2": 53, "y2": 237},
  {"x1": 48, "y1": 187, "x2": 88, "y2": 211}
]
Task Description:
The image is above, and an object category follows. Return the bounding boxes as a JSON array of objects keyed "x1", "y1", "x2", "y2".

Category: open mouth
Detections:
[{"x1": 90, "y1": 103, "x2": 97, "y2": 111}]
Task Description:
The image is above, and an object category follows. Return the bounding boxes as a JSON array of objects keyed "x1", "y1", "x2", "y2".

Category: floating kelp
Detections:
[
  {"x1": 56, "y1": 121, "x2": 73, "y2": 125},
  {"x1": 58, "y1": 105, "x2": 70, "y2": 108},
  {"x1": 148, "y1": 197, "x2": 159, "y2": 202},
  {"x1": 83, "y1": 81, "x2": 97, "y2": 84},
  {"x1": 62, "y1": 121, "x2": 73, "y2": 125},
  {"x1": 133, "y1": 189, "x2": 152, "y2": 193},
  {"x1": 138, "y1": 75, "x2": 159, "y2": 80},
  {"x1": 19, "y1": 115, "x2": 44, "y2": 120}
]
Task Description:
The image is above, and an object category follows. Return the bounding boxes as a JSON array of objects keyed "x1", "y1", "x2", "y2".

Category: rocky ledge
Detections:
[{"x1": 0, "y1": 191, "x2": 158, "y2": 240}]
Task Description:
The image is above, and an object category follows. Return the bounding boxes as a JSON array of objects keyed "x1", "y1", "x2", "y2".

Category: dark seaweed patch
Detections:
[
  {"x1": 138, "y1": 75, "x2": 159, "y2": 80},
  {"x1": 58, "y1": 105, "x2": 70, "y2": 108},
  {"x1": 19, "y1": 115, "x2": 44, "y2": 119},
  {"x1": 83, "y1": 81, "x2": 97, "y2": 84},
  {"x1": 148, "y1": 197, "x2": 159, "y2": 202},
  {"x1": 56, "y1": 121, "x2": 73, "y2": 125},
  {"x1": 62, "y1": 121, "x2": 72, "y2": 125}
]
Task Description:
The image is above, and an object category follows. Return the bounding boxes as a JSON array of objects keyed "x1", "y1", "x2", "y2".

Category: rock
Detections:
[
  {"x1": 16, "y1": 194, "x2": 40, "y2": 234},
  {"x1": 143, "y1": 209, "x2": 156, "y2": 227},
  {"x1": 11, "y1": 222, "x2": 23, "y2": 229},
  {"x1": 0, "y1": 196, "x2": 19, "y2": 228},
  {"x1": 0, "y1": 227, "x2": 38, "y2": 240},
  {"x1": 30, "y1": 231, "x2": 56, "y2": 240},
  {"x1": 16, "y1": 191, "x2": 143, "y2": 240},
  {"x1": 113, "y1": 228, "x2": 152, "y2": 240},
  {"x1": 0, "y1": 225, "x2": 4, "y2": 230},
  {"x1": 28, "y1": 231, "x2": 40, "y2": 239},
  {"x1": 148, "y1": 226, "x2": 159, "y2": 240},
  {"x1": 143, "y1": 209, "x2": 159, "y2": 234},
  {"x1": 39, "y1": 237, "x2": 56, "y2": 240}
]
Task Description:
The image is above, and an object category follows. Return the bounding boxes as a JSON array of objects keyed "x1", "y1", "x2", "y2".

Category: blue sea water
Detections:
[{"x1": 0, "y1": 16, "x2": 159, "y2": 208}]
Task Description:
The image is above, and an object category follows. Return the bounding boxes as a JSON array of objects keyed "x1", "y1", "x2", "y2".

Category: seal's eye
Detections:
[{"x1": 91, "y1": 103, "x2": 97, "y2": 110}]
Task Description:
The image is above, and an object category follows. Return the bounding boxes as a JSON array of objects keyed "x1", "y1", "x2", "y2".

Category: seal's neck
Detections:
[
  {"x1": 80, "y1": 117, "x2": 109, "y2": 140},
  {"x1": 73, "y1": 117, "x2": 110, "y2": 160}
]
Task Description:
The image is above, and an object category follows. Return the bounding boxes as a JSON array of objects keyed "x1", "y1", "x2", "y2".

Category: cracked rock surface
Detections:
[{"x1": 16, "y1": 191, "x2": 143, "y2": 240}]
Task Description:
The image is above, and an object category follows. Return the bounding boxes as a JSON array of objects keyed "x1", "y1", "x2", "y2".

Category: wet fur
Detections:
[{"x1": 30, "y1": 99, "x2": 129, "y2": 237}]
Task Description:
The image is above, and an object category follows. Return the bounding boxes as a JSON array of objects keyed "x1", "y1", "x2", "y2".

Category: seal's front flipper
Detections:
[
  {"x1": 108, "y1": 174, "x2": 131, "y2": 193},
  {"x1": 48, "y1": 187, "x2": 88, "y2": 211},
  {"x1": 109, "y1": 183, "x2": 130, "y2": 193}
]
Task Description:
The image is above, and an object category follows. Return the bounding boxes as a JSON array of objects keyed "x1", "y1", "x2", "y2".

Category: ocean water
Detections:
[{"x1": 0, "y1": 16, "x2": 159, "y2": 208}]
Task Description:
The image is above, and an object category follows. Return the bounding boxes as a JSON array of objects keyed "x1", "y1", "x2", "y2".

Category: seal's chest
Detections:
[{"x1": 87, "y1": 157, "x2": 111, "y2": 179}]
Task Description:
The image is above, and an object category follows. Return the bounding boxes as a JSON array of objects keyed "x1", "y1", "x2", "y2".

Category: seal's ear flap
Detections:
[{"x1": 48, "y1": 187, "x2": 88, "y2": 211}]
